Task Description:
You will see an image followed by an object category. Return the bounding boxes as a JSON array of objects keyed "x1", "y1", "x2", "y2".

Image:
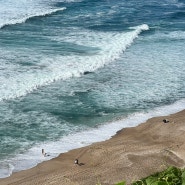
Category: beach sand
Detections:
[{"x1": 1, "y1": 110, "x2": 185, "y2": 185}]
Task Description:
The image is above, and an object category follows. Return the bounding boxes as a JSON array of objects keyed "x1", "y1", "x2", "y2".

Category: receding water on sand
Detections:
[{"x1": 0, "y1": 0, "x2": 185, "y2": 178}]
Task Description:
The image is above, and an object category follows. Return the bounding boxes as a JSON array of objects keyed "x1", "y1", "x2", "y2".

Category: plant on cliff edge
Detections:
[{"x1": 132, "y1": 166, "x2": 185, "y2": 185}]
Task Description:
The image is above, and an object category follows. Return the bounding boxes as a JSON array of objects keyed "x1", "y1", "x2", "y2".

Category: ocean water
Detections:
[{"x1": 0, "y1": 0, "x2": 185, "y2": 178}]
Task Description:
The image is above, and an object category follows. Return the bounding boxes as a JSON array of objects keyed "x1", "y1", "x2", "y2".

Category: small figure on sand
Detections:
[
  {"x1": 163, "y1": 119, "x2": 169, "y2": 123},
  {"x1": 74, "y1": 159, "x2": 79, "y2": 165}
]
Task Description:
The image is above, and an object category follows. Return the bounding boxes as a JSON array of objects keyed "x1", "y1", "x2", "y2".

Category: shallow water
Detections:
[{"x1": 0, "y1": 0, "x2": 185, "y2": 177}]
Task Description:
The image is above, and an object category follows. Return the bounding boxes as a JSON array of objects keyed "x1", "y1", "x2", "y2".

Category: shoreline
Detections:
[
  {"x1": 1, "y1": 99, "x2": 185, "y2": 179},
  {"x1": 1, "y1": 110, "x2": 185, "y2": 184}
]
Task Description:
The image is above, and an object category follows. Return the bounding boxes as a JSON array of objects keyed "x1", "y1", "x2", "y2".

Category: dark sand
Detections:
[{"x1": 1, "y1": 110, "x2": 185, "y2": 185}]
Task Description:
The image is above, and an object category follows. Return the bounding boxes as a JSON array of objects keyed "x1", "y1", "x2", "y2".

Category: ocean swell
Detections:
[{"x1": 0, "y1": 24, "x2": 149, "y2": 102}]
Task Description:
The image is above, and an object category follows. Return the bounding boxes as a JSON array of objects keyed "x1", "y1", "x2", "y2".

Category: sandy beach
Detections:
[{"x1": 1, "y1": 110, "x2": 185, "y2": 185}]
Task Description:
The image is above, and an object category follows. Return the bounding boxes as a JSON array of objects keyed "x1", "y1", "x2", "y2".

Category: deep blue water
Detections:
[{"x1": 0, "y1": 0, "x2": 185, "y2": 177}]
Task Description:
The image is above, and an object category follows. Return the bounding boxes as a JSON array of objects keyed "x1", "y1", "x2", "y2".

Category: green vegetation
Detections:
[
  {"x1": 115, "y1": 166, "x2": 185, "y2": 185},
  {"x1": 116, "y1": 181, "x2": 126, "y2": 185}
]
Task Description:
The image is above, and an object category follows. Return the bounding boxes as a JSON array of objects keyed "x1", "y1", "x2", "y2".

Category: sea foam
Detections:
[
  {"x1": 0, "y1": 24, "x2": 149, "y2": 102},
  {"x1": 1, "y1": 98, "x2": 185, "y2": 178},
  {"x1": 0, "y1": 0, "x2": 66, "y2": 29},
  {"x1": 0, "y1": 7, "x2": 66, "y2": 29}
]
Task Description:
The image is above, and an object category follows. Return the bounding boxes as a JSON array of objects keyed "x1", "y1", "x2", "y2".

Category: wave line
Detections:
[
  {"x1": 0, "y1": 7, "x2": 66, "y2": 29},
  {"x1": 0, "y1": 24, "x2": 149, "y2": 102}
]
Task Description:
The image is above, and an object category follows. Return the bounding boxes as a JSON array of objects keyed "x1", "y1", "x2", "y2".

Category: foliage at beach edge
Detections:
[{"x1": 115, "y1": 166, "x2": 185, "y2": 185}]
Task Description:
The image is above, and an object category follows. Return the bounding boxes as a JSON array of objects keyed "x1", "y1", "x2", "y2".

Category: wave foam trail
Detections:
[
  {"x1": 0, "y1": 0, "x2": 66, "y2": 29},
  {"x1": 101, "y1": 24, "x2": 149, "y2": 61},
  {"x1": 0, "y1": 24, "x2": 149, "y2": 102},
  {"x1": 1, "y1": 98, "x2": 185, "y2": 178},
  {"x1": 0, "y1": 7, "x2": 66, "y2": 29}
]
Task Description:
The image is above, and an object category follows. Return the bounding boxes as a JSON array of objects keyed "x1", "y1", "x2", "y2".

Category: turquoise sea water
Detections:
[{"x1": 0, "y1": 0, "x2": 185, "y2": 177}]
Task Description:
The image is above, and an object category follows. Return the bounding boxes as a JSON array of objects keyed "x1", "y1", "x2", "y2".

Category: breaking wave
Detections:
[{"x1": 0, "y1": 24, "x2": 149, "y2": 102}]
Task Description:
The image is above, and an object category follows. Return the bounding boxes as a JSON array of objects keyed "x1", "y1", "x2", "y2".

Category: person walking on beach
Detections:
[{"x1": 74, "y1": 159, "x2": 79, "y2": 165}]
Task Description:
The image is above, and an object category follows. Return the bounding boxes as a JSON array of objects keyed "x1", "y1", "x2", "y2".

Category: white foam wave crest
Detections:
[
  {"x1": 0, "y1": 7, "x2": 66, "y2": 29},
  {"x1": 0, "y1": 0, "x2": 67, "y2": 29},
  {"x1": 0, "y1": 24, "x2": 149, "y2": 102},
  {"x1": 1, "y1": 98, "x2": 185, "y2": 178}
]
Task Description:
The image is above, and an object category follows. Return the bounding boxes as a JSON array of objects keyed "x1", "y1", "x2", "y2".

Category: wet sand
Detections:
[{"x1": 1, "y1": 110, "x2": 185, "y2": 185}]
